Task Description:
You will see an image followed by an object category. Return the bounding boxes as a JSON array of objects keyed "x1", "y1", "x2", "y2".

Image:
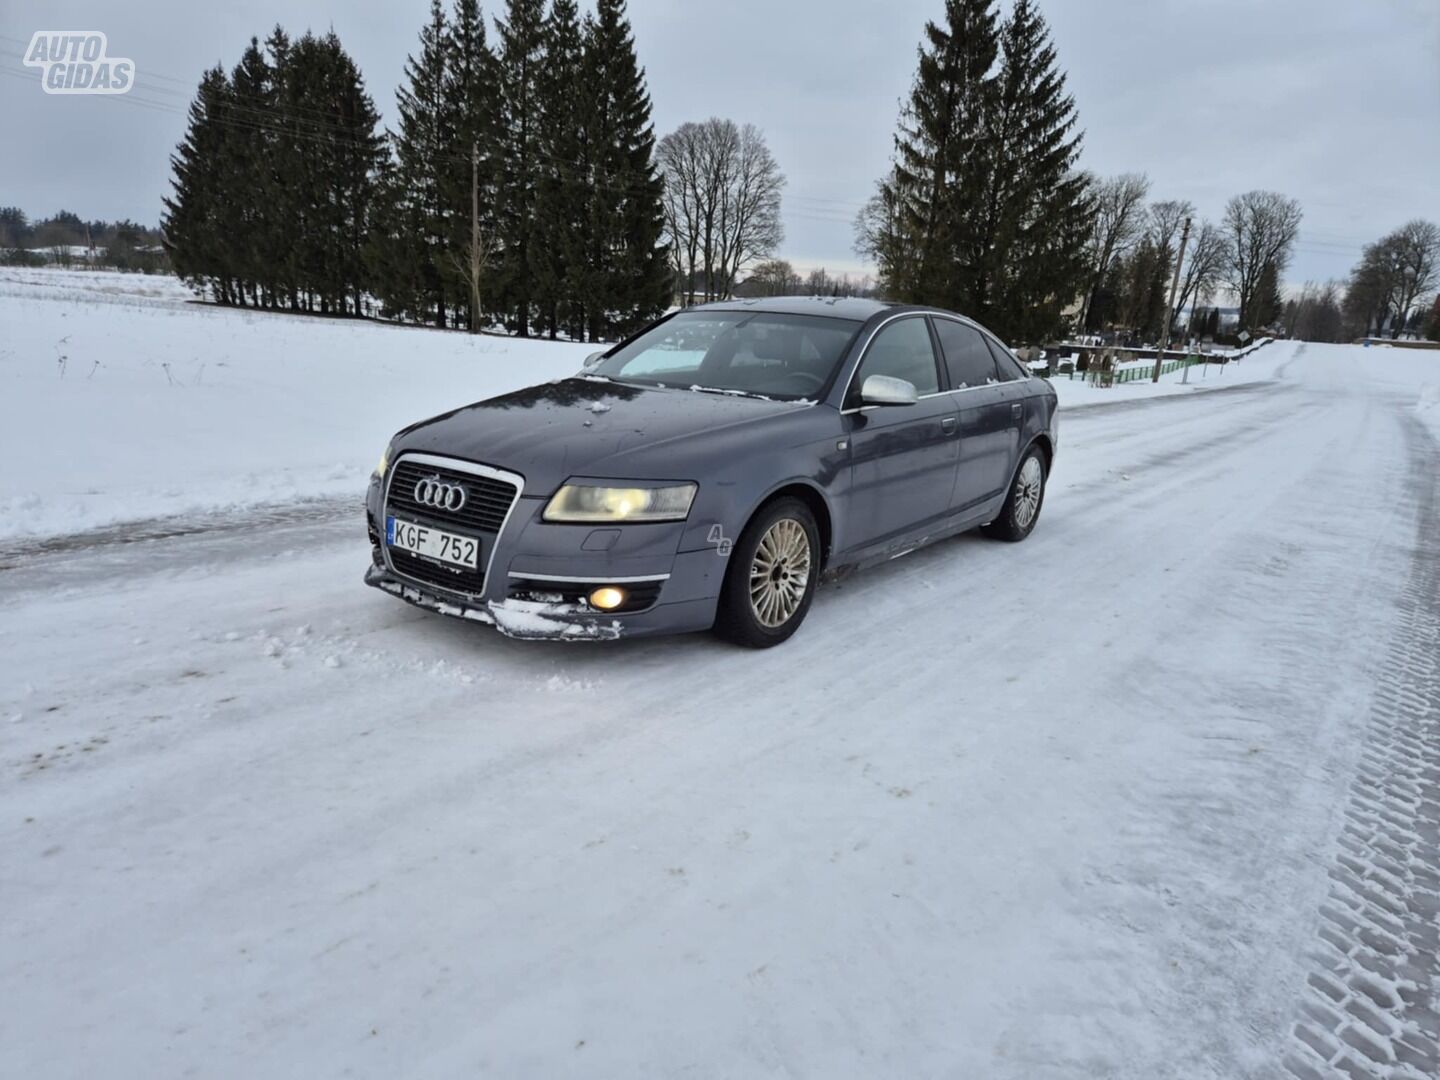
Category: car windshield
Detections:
[{"x1": 591, "y1": 311, "x2": 862, "y2": 401}]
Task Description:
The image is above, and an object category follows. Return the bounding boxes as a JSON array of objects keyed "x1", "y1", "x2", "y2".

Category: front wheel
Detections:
[
  {"x1": 713, "y1": 497, "x2": 819, "y2": 648},
  {"x1": 983, "y1": 446, "x2": 1047, "y2": 542}
]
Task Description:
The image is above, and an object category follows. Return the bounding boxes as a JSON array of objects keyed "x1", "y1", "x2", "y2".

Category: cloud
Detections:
[{"x1": 2, "y1": 0, "x2": 1434, "y2": 287}]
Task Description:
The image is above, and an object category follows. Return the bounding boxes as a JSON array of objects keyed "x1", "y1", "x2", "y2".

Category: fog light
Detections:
[{"x1": 588, "y1": 586, "x2": 627, "y2": 611}]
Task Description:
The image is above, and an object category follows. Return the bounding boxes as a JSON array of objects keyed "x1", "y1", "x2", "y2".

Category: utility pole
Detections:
[
  {"x1": 1151, "y1": 215, "x2": 1191, "y2": 383},
  {"x1": 469, "y1": 140, "x2": 481, "y2": 335}
]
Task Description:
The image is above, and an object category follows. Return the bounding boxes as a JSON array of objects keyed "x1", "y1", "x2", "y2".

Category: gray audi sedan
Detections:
[{"x1": 364, "y1": 297, "x2": 1058, "y2": 646}]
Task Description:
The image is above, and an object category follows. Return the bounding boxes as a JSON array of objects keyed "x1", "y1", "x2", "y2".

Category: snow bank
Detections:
[
  {"x1": 0, "y1": 269, "x2": 591, "y2": 539},
  {"x1": 1050, "y1": 340, "x2": 1300, "y2": 408}
]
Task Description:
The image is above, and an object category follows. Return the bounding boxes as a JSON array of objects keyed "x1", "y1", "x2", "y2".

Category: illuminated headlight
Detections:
[
  {"x1": 375, "y1": 442, "x2": 394, "y2": 479},
  {"x1": 543, "y1": 482, "x2": 697, "y2": 523}
]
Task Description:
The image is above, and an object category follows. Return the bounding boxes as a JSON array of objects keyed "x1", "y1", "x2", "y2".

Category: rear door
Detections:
[
  {"x1": 930, "y1": 317, "x2": 1016, "y2": 510},
  {"x1": 984, "y1": 335, "x2": 1031, "y2": 474},
  {"x1": 842, "y1": 315, "x2": 961, "y2": 552}
]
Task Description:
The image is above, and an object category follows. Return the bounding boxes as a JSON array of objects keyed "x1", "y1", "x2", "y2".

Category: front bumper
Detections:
[
  {"x1": 363, "y1": 563, "x2": 720, "y2": 641},
  {"x1": 365, "y1": 472, "x2": 726, "y2": 641}
]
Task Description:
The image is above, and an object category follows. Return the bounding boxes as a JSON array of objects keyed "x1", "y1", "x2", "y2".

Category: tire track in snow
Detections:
[
  {"x1": 0, "y1": 493, "x2": 359, "y2": 564},
  {"x1": 1283, "y1": 416, "x2": 1440, "y2": 1080}
]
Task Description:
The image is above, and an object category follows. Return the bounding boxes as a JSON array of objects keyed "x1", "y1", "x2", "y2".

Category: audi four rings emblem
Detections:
[{"x1": 414, "y1": 477, "x2": 468, "y2": 512}]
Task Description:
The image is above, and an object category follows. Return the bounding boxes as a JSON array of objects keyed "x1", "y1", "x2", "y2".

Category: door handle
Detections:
[
  {"x1": 941, "y1": 416, "x2": 958, "y2": 435},
  {"x1": 1011, "y1": 403, "x2": 1023, "y2": 419}
]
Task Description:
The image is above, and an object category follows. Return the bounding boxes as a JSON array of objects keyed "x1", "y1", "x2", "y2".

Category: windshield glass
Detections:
[{"x1": 592, "y1": 311, "x2": 862, "y2": 401}]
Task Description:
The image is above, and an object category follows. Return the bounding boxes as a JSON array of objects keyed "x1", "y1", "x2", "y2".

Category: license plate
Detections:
[{"x1": 386, "y1": 516, "x2": 479, "y2": 570}]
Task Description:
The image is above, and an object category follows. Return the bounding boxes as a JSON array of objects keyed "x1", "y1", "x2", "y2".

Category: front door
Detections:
[{"x1": 842, "y1": 316, "x2": 961, "y2": 553}]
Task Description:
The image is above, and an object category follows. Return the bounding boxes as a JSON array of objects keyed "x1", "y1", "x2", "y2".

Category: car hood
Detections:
[{"x1": 393, "y1": 377, "x2": 813, "y2": 495}]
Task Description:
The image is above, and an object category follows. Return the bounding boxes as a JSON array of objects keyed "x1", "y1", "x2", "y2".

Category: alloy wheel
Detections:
[
  {"x1": 749, "y1": 517, "x2": 812, "y2": 628},
  {"x1": 1015, "y1": 456, "x2": 1044, "y2": 528}
]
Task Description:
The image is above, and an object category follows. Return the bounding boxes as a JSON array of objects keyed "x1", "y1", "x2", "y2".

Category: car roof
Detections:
[
  {"x1": 689, "y1": 296, "x2": 897, "y2": 321},
  {"x1": 680, "y1": 296, "x2": 1011, "y2": 347}
]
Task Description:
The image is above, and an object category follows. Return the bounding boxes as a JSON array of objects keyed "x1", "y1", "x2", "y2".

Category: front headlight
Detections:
[
  {"x1": 544, "y1": 482, "x2": 697, "y2": 523},
  {"x1": 375, "y1": 442, "x2": 394, "y2": 479}
]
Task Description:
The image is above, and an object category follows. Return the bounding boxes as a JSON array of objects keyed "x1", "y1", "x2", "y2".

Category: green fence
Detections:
[{"x1": 1068, "y1": 355, "x2": 1202, "y2": 384}]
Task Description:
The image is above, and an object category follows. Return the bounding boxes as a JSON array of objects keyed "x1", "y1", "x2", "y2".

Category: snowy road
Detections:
[{"x1": 4, "y1": 344, "x2": 1438, "y2": 1078}]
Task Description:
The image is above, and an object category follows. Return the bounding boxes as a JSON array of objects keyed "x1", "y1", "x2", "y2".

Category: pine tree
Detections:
[
  {"x1": 529, "y1": 0, "x2": 586, "y2": 339},
  {"x1": 226, "y1": 38, "x2": 274, "y2": 306},
  {"x1": 325, "y1": 33, "x2": 386, "y2": 316},
  {"x1": 443, "y1": 0, "x2": 499, "y2": 331},
  {"x1": 274, "y1": 32, "x2": 384, "y2": 315},
  {"x1": 1118, "y1": 241, "x2": 1157, "y2": 337},
  {"x1": 367, "y1": 154, "x2": 424, "y2": 320},
  {"x1": 1086, "y1": 253, "x2": 1125, "y2": 331},
  {"x1": 389, "y1": 0, "x2": 454, "y2": 325},
  {"x1": 886, "y1": 0, "x2": 999, "y2": 308},
  {"x1": 982, "y1": 0, "x2": 1091, "y2": 341},
  {"x1": 492, "y1": 0, "x2": 547, "y2": 336},
  {"x1": 871, "y1": 0, "x2": 1093, "y2": 342},
  {"x1": 162, "y1": 66, "x2": 234, "y2": 304},
  {"x1": 582, "y1": 0, "x2": 669, "y2": 339},
  {"x1": 262, "y1": 27, "x2": 302, "y2": 310},
  {"x1": 1253, "y1": 259, "x2": 1282, "y2": 330}
]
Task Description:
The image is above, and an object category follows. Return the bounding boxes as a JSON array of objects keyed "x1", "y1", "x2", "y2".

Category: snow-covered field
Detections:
[
  {"x1": 4, "y1": 273, "x2": 1440, "y2": 1078},
  {"x1": 2, "y1": 267, "x2": 1308, "y2": 542},
  {"x1": 0, "y1": 268, "x2": 591, "y2": 539}
]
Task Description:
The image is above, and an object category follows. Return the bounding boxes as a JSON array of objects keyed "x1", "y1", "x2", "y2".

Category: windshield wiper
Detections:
[{"x1": 682, "y1": 384, "x2": 775, "y2": 402}]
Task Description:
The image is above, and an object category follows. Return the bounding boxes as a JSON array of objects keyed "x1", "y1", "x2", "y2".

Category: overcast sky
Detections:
[{"x1": 3, "y1": 0, "x2": 1437, "y2": 287}]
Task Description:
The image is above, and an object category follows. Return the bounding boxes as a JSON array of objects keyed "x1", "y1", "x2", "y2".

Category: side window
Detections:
[
  {"x1": 933, "y1": 319, "x2": 999, "y2": 389},
  {"x1": 851, "y1": 317, "x2": 940, "y2": 401},
  {"x1": 986, "y1": 337, "x2": 1028, "y2": 382}
]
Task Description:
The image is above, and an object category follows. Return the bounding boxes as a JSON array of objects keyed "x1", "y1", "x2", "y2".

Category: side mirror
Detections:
[
  {"x1": 581, "y1": 351, "x2": 606, "y2": 370},
  {"x1": 860, "y1": 374, "x2": 919, "y2": 406}
]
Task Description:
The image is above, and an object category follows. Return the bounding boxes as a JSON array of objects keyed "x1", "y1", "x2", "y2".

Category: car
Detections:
[{"x1": 364, "y1": 297, "x2": 1058, "y2": 647}]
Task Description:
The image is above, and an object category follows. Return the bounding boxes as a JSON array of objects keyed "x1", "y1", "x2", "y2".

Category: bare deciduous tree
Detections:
[
  {"x1": 1148, "y1": 199, "x2": 1194, "y2": 261},
  {"x1": 1284, "y1": 280, "x2": 1345, "y2": 342},
  {"x1": 658, "y1": 118, "x2": 784, "y2": 305},
  {"x1": 1078, "y1": 172, "x2": 1150, "y2": 330},
  {"x1": 853, "y1": 183, "x2": 903, "y2": 294},
  {"x1": 1173, "y1": 220, "x2": 1227, "y2": 333},
  {"x1": 1388, "y1": 219, "x2": 1440, "y2": 337},
  {"x1": 1342, "y1": 221, "x2": 1440, "y2": 338},
  {"x1": 1223, "y1": 190, "x2": 1303, "y2": 330},
  {"x1": 745, "y1": 258, "x2": 800, "y2": 296},
  {"x1": 657, "y1": 123, "x2": 705, "y2": 307}
]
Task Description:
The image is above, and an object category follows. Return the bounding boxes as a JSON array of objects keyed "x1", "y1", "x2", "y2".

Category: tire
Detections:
[
  {"x1": 713, "y1": 497, "x2": 820, "y2": 648},
  {"x1": 983, "y1": 445, "x2": 1047, "y2": 542}
]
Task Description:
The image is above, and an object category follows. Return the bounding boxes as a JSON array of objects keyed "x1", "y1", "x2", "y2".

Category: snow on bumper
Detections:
[{"x1": 364, "y1": 565, "x2": 625, "y2": 641}]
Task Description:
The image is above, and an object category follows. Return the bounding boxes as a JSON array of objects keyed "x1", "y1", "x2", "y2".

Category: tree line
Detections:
[
  {"x1": 737, "y1": 260, "x2": 877, "y2": 300},
  {"x1": 1076, "y1": 177, "x2": 1299, "y2": 344},
  {"x1": 162, "y1": 0, "x2": 669, "y2": 340},
  {"x1": 0, "y1": 208, "x2": 170, "y2": 273},
  {"x1": 1340, "y1": 220, "x2": 1440, "y2": 340}
]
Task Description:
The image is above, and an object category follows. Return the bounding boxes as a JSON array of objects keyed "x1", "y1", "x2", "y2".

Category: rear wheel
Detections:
[
  {"x1": 713, "y1": 497, "x2": 819, "y2": 648},
  {"x1": 983, "y1": 446, "x2": 1047, "y2": 542}
]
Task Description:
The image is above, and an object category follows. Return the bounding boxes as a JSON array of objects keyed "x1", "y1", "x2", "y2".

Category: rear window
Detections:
[
  {"x1": 986, "y1": 338, "x2": 1029, "y2": 382},
  {"x1": 932, "y1": 318, "x2": 998, "y2": 389}
]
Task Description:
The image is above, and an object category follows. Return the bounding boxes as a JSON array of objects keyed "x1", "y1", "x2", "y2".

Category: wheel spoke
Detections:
[{"x1": 748, "y1": 517, "x2": 813, "y2": 628}]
